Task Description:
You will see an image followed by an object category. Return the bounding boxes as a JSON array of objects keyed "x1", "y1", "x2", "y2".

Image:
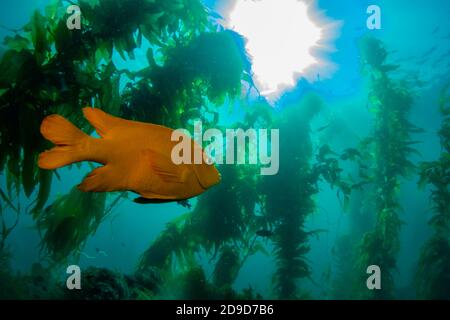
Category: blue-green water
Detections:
[{"x1": 0, "y1": 0, "x2": 449, "y2": 300}]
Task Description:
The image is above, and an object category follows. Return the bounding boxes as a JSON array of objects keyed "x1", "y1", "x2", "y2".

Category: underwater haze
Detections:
[{"x1": 0, "y1": 0, "x2": 449, "y2": 300}]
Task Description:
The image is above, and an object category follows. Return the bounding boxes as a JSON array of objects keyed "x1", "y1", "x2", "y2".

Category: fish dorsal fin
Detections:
[{"x1": 82, "y1": 107, "x2": 125, "y2": 138}]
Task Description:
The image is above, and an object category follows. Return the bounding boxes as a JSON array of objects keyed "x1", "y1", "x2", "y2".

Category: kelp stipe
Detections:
[
  {"x1": 352, "y1": 37, "x2": 419, "y2": 299},
  {"x1": 260, "y1": 95, "x2": 319, "y2": 299},
  {"x1": 261, "y1": 94, "x2": 352, "y2": 299},
  {"x1": 415, "y1": 84, "x2": 450, "y2": 299}
]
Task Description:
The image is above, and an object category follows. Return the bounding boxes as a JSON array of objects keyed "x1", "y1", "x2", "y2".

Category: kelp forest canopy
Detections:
[{"x1": 0, "y1": 0, "x2": 448, "y2": 300}]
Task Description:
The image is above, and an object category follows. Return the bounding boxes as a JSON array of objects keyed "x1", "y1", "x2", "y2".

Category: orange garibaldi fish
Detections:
[{"x1": 38, "y1": 107, "x2": 221, "y2": 203}]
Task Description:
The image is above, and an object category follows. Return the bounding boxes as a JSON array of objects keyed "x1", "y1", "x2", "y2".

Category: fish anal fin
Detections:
[
  {"x1": 78, "y1": 165, "x2": 118, "y2": 192},
  {"x1": 82, "y1": 107, "x2": 124, "y2": 138}
]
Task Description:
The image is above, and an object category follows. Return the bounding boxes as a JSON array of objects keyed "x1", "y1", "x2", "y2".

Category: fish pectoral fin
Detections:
[
  {"x1": 142, "y1": 149, "x2": 185, "y2": 184},
  {"x1": 78, "y1": 165, "x2": 117, "y2": 192},
  {"x1": 152, "y1": 167, "x2": 184, "y2": 184}
]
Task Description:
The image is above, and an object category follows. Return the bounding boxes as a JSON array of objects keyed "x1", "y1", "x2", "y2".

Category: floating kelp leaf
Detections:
[
  {"x1": 146, "y1": 47, "x2": 156, "y2": 68},
  {"x1": 416, "y1": 236, "x2": 450, "y2": 299},
  {"x1": 28, "y1": 11, "x2": 50, "y2": 62},
  {"x1": 53, "y1": 19, "x2": 86, "y2": 60},
  {"x1": 379, "y1": 64, "x2": 399, "y2": 73},
  {"x1": 115, "y1": 38, "x2": 129, "y2": 61},
  {"x1": 180, "y1": 0, "x2": 208, "y2": 32},
  {"x1": 3, "y1": 35, "x2": 31, "y2": 51},
  {"x1": 317, "y1": 144, "x2": 337, "y2": 159},
  {"x1": 401, "y1": 145, "x2": 422, "y2": 157},
  {"x1": 100, "y1": 75, "x2": 121, "y2": 115},
  {"x1": 77, "y1": 0, "x2": 97, "y2": 21},
  {"x1": 398, "y1": 159, "x2": 417, "y2": 178},
  {"x1": 207, "y1": 9, "x2": 224, "y2": 20},
  {"x1": 0, "y1": 49, "x2": 35, "y2": 88},
  {"x1": 172, "y1": 31, "x2": 245, "y2": 101},
  {"x1": 38, "y1": 186, "x2": 106, "y2": 262},
  {"x1": 190, "y1": 166, "x2": 243, "y2": 252},
  {"x1": 44, "y1": 0, "x2": 62, "y2": 20},
  {"x1": 140, "y1": 15, "x2": 165, "y2": 47},
  {"x1": 21, "y1": 147, "x2": 37, "y2": 198},
  {"x1": 243, "y1": 100, "x2": 275, "y2": 127},
  {"x1": 44, "y1": 215, "x2": 80, "y2": 254},
  {"x1": 136, "y1": 28, "x2": 143, "y2": 48},
  {"x1": 358, "y1": 36, "x2": 387, "y2": 69},
  {"x1": 251, "y1": 242, "x2": 270, "y2": 257},
  {"x1": 6, "y1": 158, "x2": 21, "y2": 195},
  {"x1": 212, "y1": 247, "x2": 240, "y2": 287},
  {"x1": 342, "y1": 193, "x2": 351, "y2": 211},
  {"x1": 405, "y1": 140, "x2": 422, "y2": 146},
  {"x1": 103, "y1": 61, "x2": 116, "y2": 79},
  {"x1": 95, "y1": 41, "x2": 114, "y2": 62},
  {"x1": 438, "y1": 83, "x2": 450, "y2": 115},
  {"x1": 18, "y1": 106, "x2": 44, "y2": 197},
  {"x1": 340, "y1": 148, "x2": 362, "y2": 161},
  {"x1": 81, "y1": 0, "x2": 184, "y2": 59},
  {"x1": 177, "y1": 266, "x2": 212, "y2": 299},
  {"x1": 32, "y1": 170, "x2": 52, "y2": 216},
  {"x1": 138, "y1": 222, "x2": 186, "y2": 271},
  {"x1": 125, "y1": 30, "x2": 247, "y2": 126},
  {"x1": 0, "y1": 187, "x2": 18, "y2": 213}
]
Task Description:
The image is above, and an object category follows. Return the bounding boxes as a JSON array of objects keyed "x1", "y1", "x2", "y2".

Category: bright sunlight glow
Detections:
[{"x1": 227, "y1": 0, "x2": 338, "y2": 100}]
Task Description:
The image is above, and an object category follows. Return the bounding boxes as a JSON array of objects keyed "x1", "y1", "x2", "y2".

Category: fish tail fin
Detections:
[{"x1": 38, "y1": 115, "x2": 91, "y2": 170}]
